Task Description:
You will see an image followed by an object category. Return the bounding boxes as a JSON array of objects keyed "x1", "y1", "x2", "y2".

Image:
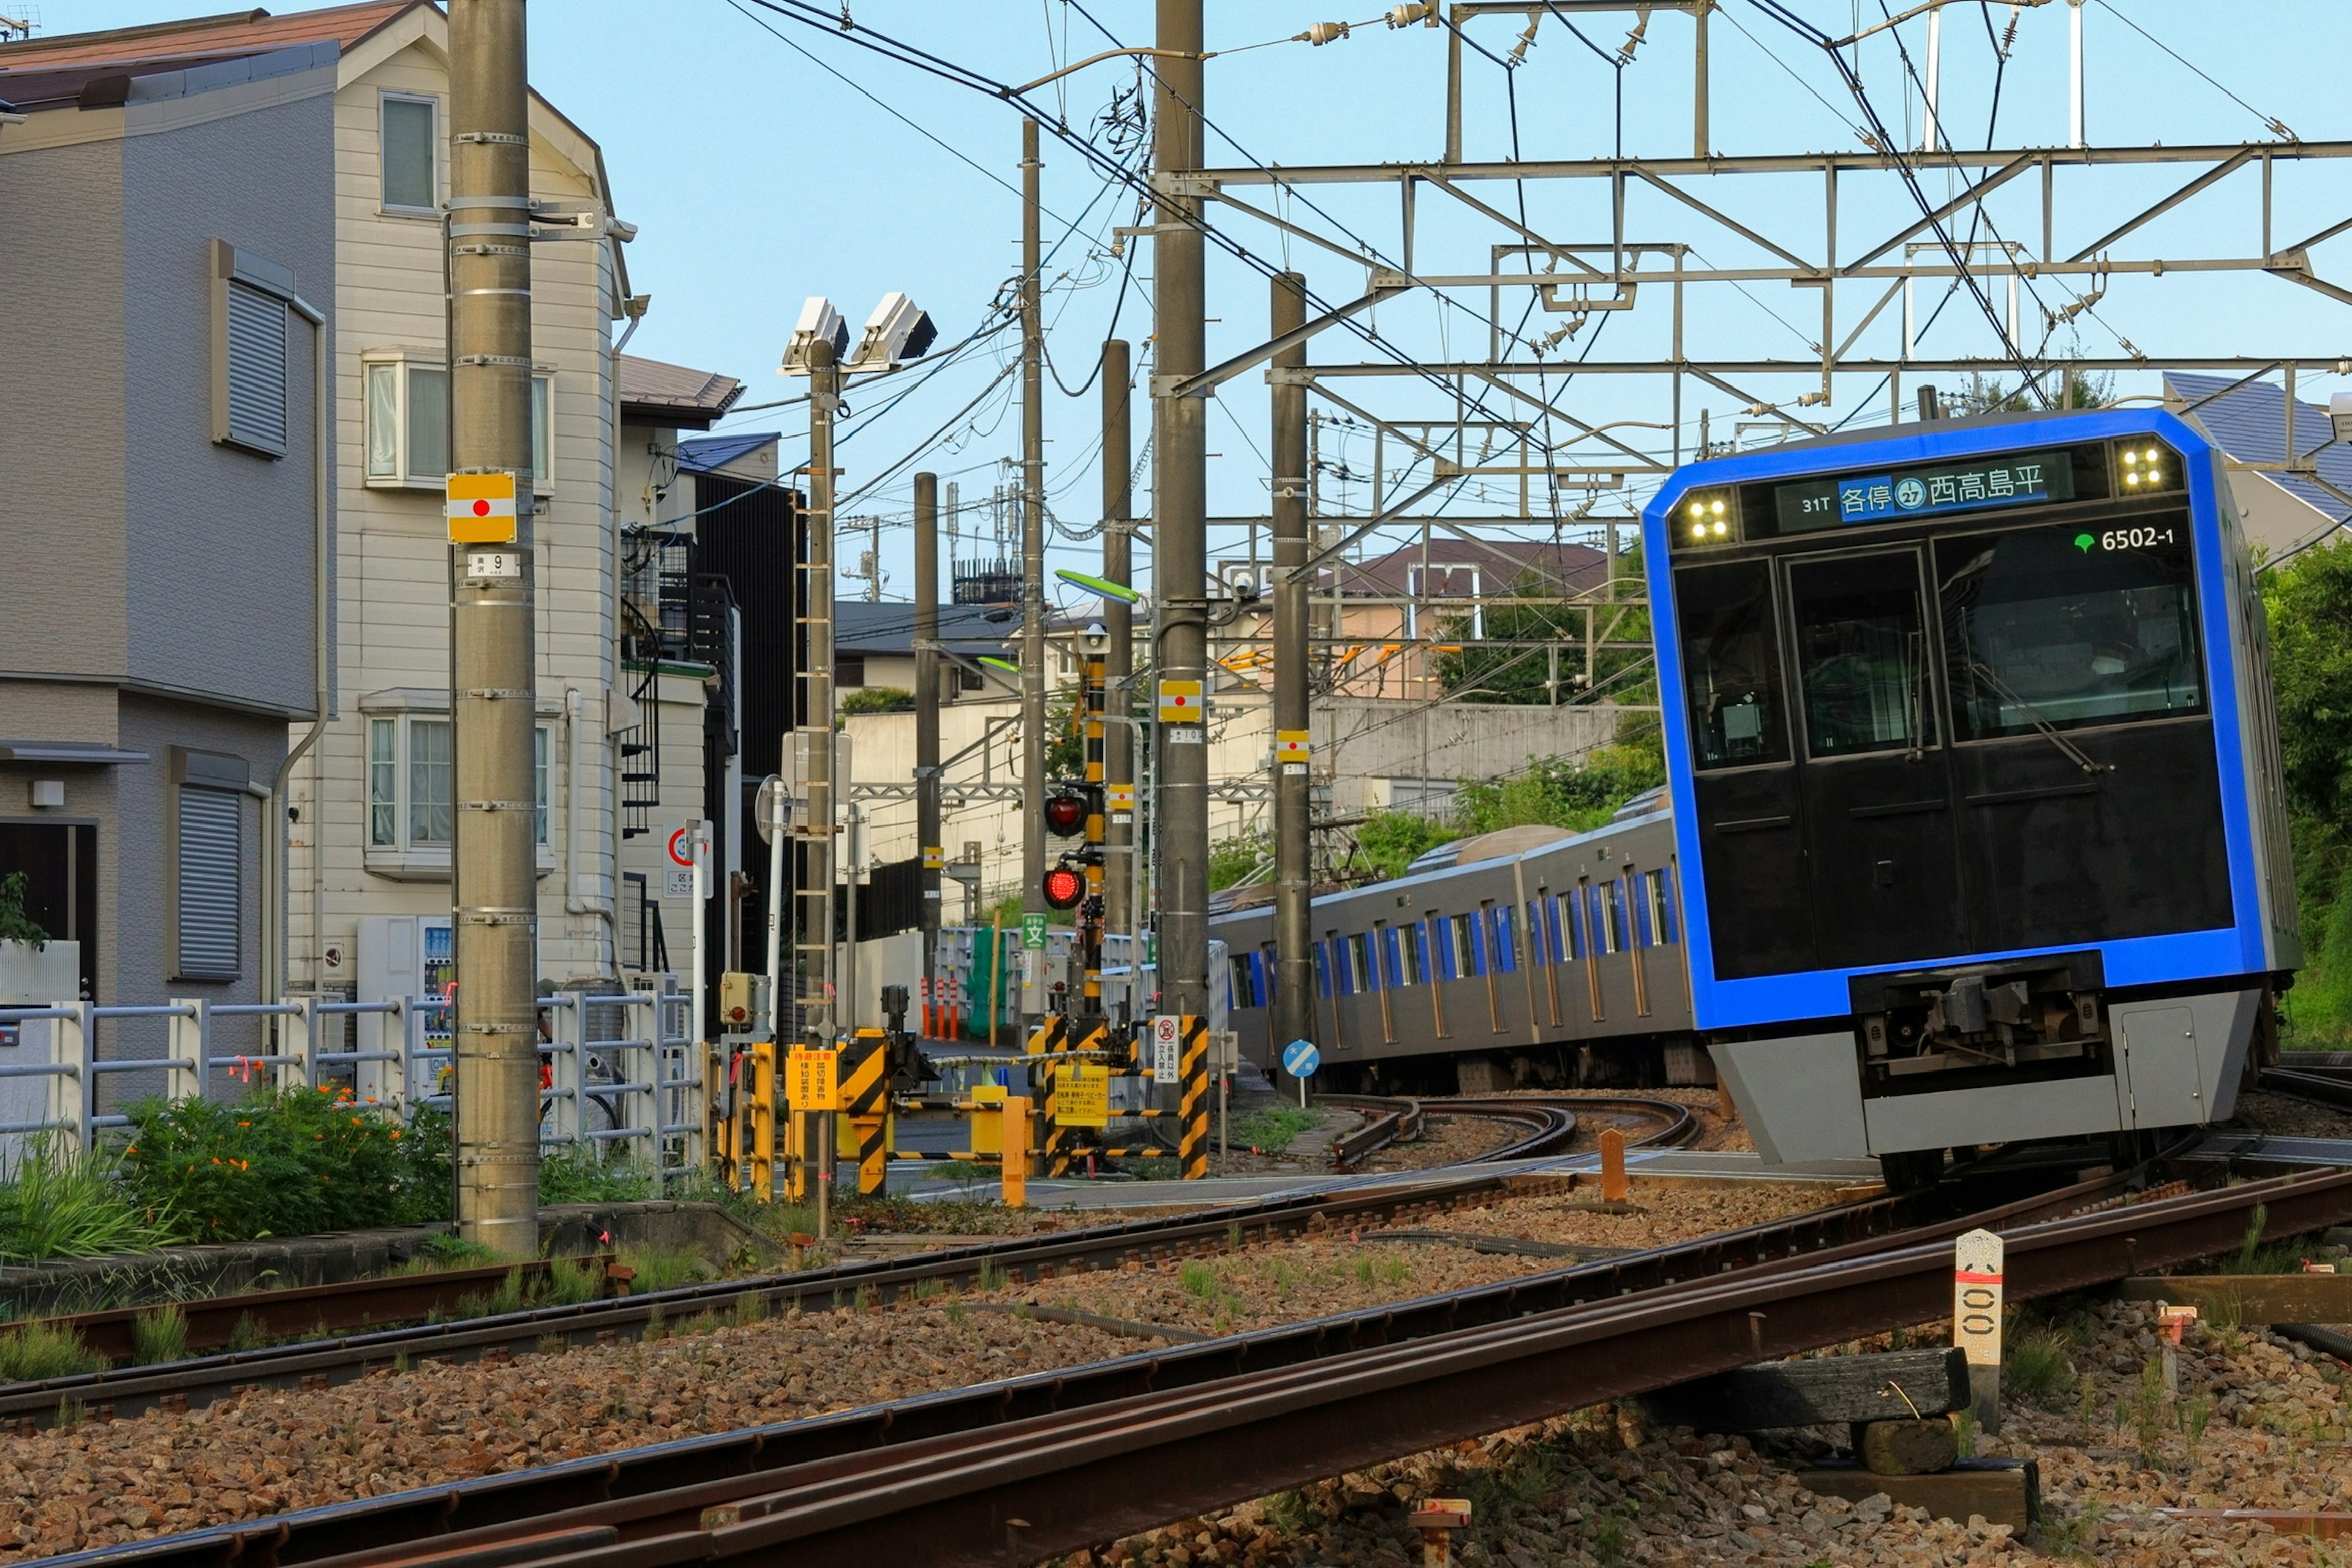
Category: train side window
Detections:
[
  {"x1": 1349, "y1": 932, "x2": 1377, "y2": 992},
  {"x1": 1486, "y1": 903, "x2": 1515, "y2": 972},
  {"x1": 1645, "y1": 868, "x2": 1676, "y2": 944},
  {"x1": 1525, "y1": 900, "x2": 1549, "y2": 965},
  {"x1": 1416, "y1": 920, "x2": 1437, "y2": 984},
  {"x1": 1229, "y1": 954, "x2": 1257, "y2": 1008},
  {"x1": 1393, "y1": 923, "x2": 1422, "y2": 986},
  {"x1": 1590, "y1": 883, "x2": 1624, "y2": 954},
  {"x1": 1561, "y1": 892, "x2": 1586, "y2": 961},
  {"x1": 1377, "y1": 924, "x2": 1403, "y2": 987},
  {"x1": 1450, "y1": 912, "x2": 1480, "y2": 977},
  {"x1": 1676, "y1": 557, "x2": 1791, "y2": 768}
]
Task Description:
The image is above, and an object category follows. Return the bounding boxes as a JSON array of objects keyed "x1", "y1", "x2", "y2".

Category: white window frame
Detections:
[
  {"x1": 1405, "y1": 564, "x2": 1485, "y2": 638},
  {"x1": 379, "y1": 91, "x2": 442, "y2": 217},
  {"x1": 362, "y1": 350, "x2": 553, "y2": 494},
  {"x1": 361, "y1": 692, "x2": 556, "y2": 881}
]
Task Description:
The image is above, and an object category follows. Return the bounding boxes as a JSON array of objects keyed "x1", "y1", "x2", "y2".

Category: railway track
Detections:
[
  {"x1": 2261, "y1": 1065, "x2": 2352, "y2": 1114},
  {"x1": 0, "y1": 1094, "x2": 1677, "y2": 1420},
  {"x1": 47, "y1": 1153, "x2": 2306, "y2": 1568},
  {"x1": 1325, "y1": 1091, "x2": 1695, "y2": 1170}
]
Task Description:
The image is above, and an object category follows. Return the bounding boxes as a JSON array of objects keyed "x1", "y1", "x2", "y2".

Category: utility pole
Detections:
[
  {"x1": 446, "y1": 0, "x2": 538, "y2": 1259},
  {"x1": 1269, "y1": 271, "x2": 1313, "y2": 1064},
  {"x1": 914, "y1": 472, "x2": 943, "y2": 1029},
  {"x1": 1099, "y1": 339, "x2": 1133, "y2": 943},
  {"x1": 1152, "y1": 0, "x2": 1210, "y2": 1023},
  {"x1": 1019, "y1": 117, "x2": 1048, "y2": 1020},
  {"x1": 796, "y1": 339, "x2": 839, "y2": 1048}
]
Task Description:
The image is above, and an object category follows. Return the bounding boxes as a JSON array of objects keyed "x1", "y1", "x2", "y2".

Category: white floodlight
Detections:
[
  {"x1": 2332, "y1": 391, "x2": 2352, "y2": 447},
  {"x1": 850, "y1": 292, "x2": 937, "y2": 371},
  {"x1": 780, "y1": 296, "x2": 848, "y2": 375}
]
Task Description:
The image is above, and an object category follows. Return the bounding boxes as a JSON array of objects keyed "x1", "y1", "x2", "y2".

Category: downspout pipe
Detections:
[{"x1": 265, "y1": 292, "x2": 330, "y2": 1005}]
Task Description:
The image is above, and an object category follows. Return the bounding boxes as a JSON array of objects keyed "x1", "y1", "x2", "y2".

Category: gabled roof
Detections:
[
  {"x1": 677, "y1": 431, "x2": 777, "y2": 474},
  {"x1": 2165, "y1": 372, "x2": 2352, "y2": 527},
  {"x1": 620, "y1": 356, "x2": 745, "y2": 431},
  {"x1": 835, "y1": 601, "x2": 1017, "y2": 658},
  {"x1": 0, "y1": 3, "x2": 415, "y2": 74},
  {"x1": 1344, "y1": 536, "x2": 1608, "y2": 596}
]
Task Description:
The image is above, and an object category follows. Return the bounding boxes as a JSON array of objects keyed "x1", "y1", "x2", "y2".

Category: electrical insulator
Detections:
[
  {"x1": 1300, "y1": 20, "x2": 1351, "y2": 45},
  {"x1": 1387, "y1": 2, "x2": 1436, "y2": 25},
  {"x1": 1041, "y1": 865, "x2": 1085, "y2": 910}
]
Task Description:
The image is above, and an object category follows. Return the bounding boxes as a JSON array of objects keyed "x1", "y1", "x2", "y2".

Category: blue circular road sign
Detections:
[{"x1": 1281, "y1": 1039, "x2": 1321, "y2": 1079}]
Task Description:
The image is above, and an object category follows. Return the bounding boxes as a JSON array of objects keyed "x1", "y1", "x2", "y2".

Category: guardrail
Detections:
[{"x1": 0, "y1": 987, "x2": 702, "y2": 1181}]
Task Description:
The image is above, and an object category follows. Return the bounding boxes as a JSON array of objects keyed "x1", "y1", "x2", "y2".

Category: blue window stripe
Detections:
[
  {"x1": 1316, "y1": 941, "x2": 1333, "y2": 997},
  {"x1": 1656, "y1": 868, "x2": 1679, "y2": 944},
  {"x1": 1629, "y1": 879, "x2": 1653, "y2": 948},
  {"x1": 1416, "y1": 922, "x2": 1434, "y2": 983},
  {"x1": 1490, "y1": 907, "x2": 1515, "y2": 973},
  {"x1": 1381, "y1": 928, "x2": 1403, "y2": 987},
  {"x1": 1468, "y1": 914, "x2": 1488, "y2": 976},
  {"x1": 1437, "y1": 922, "x2": 1457, "y2": 982}
]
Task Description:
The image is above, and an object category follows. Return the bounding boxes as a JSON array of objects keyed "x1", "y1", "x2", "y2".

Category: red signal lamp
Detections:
[
  {"x1": 1041, "y1": 865, "x2": 1085, "y2": 910},
  {"x1": 1043, "y1": 793, "x2": 1087, "y2": 837}
]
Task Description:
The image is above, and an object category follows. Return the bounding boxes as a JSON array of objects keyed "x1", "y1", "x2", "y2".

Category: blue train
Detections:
[{"x1": 1215, "y1": 408, "x2": 2297, "y2": 1189}]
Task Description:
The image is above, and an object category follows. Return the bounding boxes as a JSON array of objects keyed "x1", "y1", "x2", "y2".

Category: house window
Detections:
[
  {"x1": 381, "y1": 93, "x2": 439, "y2": 213},
  {"x1": 177, "y1": 787, "x2": 241, "y2": 979},
  {"x1": 211, "y1": 241, "x2": 297, "y2": 458},
  {"x1": 837, "y1": 653, "x2": 867, "y2": 688},
  {"x1": 366, "y1": 713, "x2": 548, "y2": 858},
  {"x1": 1405, "y1": 564, "x2": 1484, "y2": 638},
  {"x1": 364, "y1": 356, "x2": 551, "y2": 491}
]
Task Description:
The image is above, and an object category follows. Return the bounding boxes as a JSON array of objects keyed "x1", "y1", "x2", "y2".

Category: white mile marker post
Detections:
[{"x1": 1953, "y1": 1227, "x2": 2004, "y2": 1438}]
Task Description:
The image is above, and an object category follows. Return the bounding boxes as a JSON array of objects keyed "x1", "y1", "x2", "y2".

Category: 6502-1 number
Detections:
[{"x1": 2102, "y1": 526, "x2": 2174, "y2": 550}]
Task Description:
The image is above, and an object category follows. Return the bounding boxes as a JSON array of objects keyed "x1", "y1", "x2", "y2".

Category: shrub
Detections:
[
  {"x1": 537, "y1": 1144, "x2": 652, "y2": 1205},
  {"x1": 0, "y1": 1139, "x2": 172, "y2": 1262},
  {"x1": 2007, "y1": 1328, "x2": 2076, "y2": 1408},
  {"x1": 122, "y1": 1088, "x2": 450, "y2": 1242}
]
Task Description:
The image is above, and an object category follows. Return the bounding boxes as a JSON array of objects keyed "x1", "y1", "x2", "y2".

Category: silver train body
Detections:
[{"x1": 1210, "y1": 805, "x2": 1706, "y2": 1093}]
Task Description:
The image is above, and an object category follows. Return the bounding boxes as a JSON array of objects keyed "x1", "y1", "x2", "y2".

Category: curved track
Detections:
[{"x1": 1325, "y1": 1091, "x2": 1697, "y2": 1169}]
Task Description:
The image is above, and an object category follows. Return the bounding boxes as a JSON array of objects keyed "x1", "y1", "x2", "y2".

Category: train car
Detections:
[
  {"x1": 1212, "y1": 805, "x2": 1705, "y2": 1093},
  {"x1": 1645, "y1": 407, "x2": 2297, "y2": 1186}
]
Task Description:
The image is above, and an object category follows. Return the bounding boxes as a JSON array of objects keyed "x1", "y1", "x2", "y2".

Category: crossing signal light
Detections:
[
  {"x1": 1043, "y1": 792, "x2": 1087, "y2": 837},
  {"x1": 1041, "y1": 864, "x2": 1085, "y2": 910}
]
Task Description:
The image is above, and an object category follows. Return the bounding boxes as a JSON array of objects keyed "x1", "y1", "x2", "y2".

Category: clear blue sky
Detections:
[{"x1": 52, "y1": 1, "x2": 2352, "y2": 603}]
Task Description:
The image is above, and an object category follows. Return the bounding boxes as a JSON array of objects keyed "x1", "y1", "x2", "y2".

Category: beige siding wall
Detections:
[{"x1": 290, "y1": 37, "x2": 627, "y2": 997}]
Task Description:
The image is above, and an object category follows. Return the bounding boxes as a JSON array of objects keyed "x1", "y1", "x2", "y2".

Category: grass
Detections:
[
  {"x1": 1179, "y1": 1261, "x2": 1218, "y2": 1299},
  {"x1": 0, "y1": 1322, "x2": 104, "y2": 1381},
  {"x1": 413, "y1": 1232, "x2": 493, "y2": 1267},
  {"x1": 621, "y1": 1250, "x2": 710, "y2": 1294},
  {"x1": 1232, "y1": 1107, "x2": 1317, "y2": 1154},
  {"x1": 2214, "y1": 1202, "x2": 2313, "y2": 1274},
  {"x1": 0, "y1": 1139, "x2": 172, "y2": 1263},
  {"x1": 131, "y1": 1305, "x2": 188, "y2": 1366},
  {"x1": 2007, "y1": 1327, "x2": 2077, "y2": 1408},
  {"x1": 537, "y1": 1145, "x2": 653, "y2": 1206}
]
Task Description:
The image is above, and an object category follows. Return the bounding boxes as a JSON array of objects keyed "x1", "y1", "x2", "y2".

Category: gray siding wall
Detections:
[
  {"x1": 0, "y1": 137, "x2": 130, "y2": 686},
  {"x1": 123, "y1": 75, "x2": 336, "y2": 720}
]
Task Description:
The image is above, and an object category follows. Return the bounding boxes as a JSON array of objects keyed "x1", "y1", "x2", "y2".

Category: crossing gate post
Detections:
[
  {"x1": 737, "y1": 1039, "x2": 776, "y2": 1204},
  {"x1": 1179, "y1": 1014, "x2": 1209, "y2": 1180},
  {"x1": 1002, "y1": 1094, "x2": 1030, "y2": 1208},
  {"x1": 842, "y1": 1027, "x2": 891, "y2": 1197},
  {"x1": 1027, "y1": 1012, "x2": 1072, "y2": 1176}
]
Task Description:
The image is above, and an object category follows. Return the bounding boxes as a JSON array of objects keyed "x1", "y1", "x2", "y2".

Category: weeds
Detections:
[
  {"x1": 2180, "y1": 1394, "x2": 2212, "y2": 1466},
  {"x1": 391, "y1": 1351, "x2": 410, "y2": 1375},
  {"x1": 683, "y1": 1311, "x2": 719, "y2": 1338},
  {"x1": 225, "y1": 1311, "x2": 266, "y2": 1352},
  {"x1": 643, "y1": 1303, "x2": 666, "y2": 1341},
  {"x1": 1591, "y1": 1504, "x2": 1630, "y2": 1568},
  {"x1": 1352, "y1": 1254, "x2": 1374, "y2": 1286},
  {"x1": 1226, "y1": 1221, "x2": 1243, "y2": 1251},
  {"x1": 537, "y1": 1145, "x2": 652, "y2": 1206},
  {"x1": 1376, "y1": 1253, "x2": 1409, "y2": 1286},
  {"x1": 413, "y1": 1232, "x2": 492, "y2": 1267},
  {"x1": 1231, "y1": 1107, "x2": 1317, "y2": 1153},
  {"x1": 945, "y1": 1300, "x2": 970, "y2": 1327},
  {"x1": 1179, "y1": 1261, "x2": 1218, "y2": 1299},
  {"x1": 852, "y1": 1284, "x2": 878, "y2": 1313},
  {"x1": 911, "y1": 1277, "x2": 946, "y2": 1302},
  {"x1": 975, "y1": 1258, "x2": 1006, "y2": 1291},
  {"x1": 1261, "y1": 1490, "x2": 1319, "y2": 1535},
  {"x1": 2007, "y1": 1328, "x2": 2077, "y2": 1408},
  {"x1": 2135, "y1": 1359, "x2": 2168, "y2": 1466},
  {"x1": 53, "y1": 1396, "x2": 85, "y2": 1430},
  {"x1": 123, "y1": 1092, "x2": 451, "y2": 1242},
  {"x1": 536, "y1": 1333, "x2": 567, "y2": 1358},
  {"x1": 732, "y1": 1292, "x2": 769, "y2": 1326},
  {"x1": 2076, "y1": 1379, "x2": 2100, "y2": 1434},
  {"x1": 621, "y1": 1250, "x2": 708, "y2": 1293},
  {"x1": 541, "y1": 1261, "x2": 602, "y2": 1308},
  {"x1": 0, "y1": 1322, "x2": 102, "y2": 1381},
  {"x1": 2038, "y1": 1498, "x2": 2106, "y2": 1561},
  {"x1": 0, "y1": 1138, "x2": 172, "y2": 1262},
  {"x1": 1953, "y1": 1406, "x2": 1978, "y2": 1458},
  {"x1": 130, "y1": 1304, "x2": 188, "y2": 1366}
]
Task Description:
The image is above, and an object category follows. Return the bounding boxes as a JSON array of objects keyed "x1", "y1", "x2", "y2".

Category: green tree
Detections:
[
  {"x1": 1210, "y1": 830, "x2": 1272, "y2": 892},
  {"x1": 1351, "y1": 811, "x2": 1460, "y2": 881},
  {"x1": 2261, "y1": 541, "x2": 2352, "y2": 1041},
  {"x1": 1432, "y1": 570, "x2": 1652, "y2": 707},
  {"x1": 839, "y1": 687, "x2": 914, "y2": 717}
]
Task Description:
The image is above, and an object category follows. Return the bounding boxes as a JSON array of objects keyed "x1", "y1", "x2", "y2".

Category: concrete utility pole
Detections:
[
  {"x1": 914, "y1": 472, "x2": 943, "y2": 1022},
  {"x1": 447, "y1": 0, "x2": 539, "y2": 1259},
  {"x1": 1099, "y1": 339, "x2": 1133, "y2": 942},
  {"x1": 1019, "y1": 117, "x2": 1048, "y2": 1017},
  {"x1": 796, "y1": 339, "x2": 839, "y2": 1047},
  {"x1": 1269, "y1": 272, "x2": 1313, "y2": 1061},
  {"x1": 1152, "y1": 0, "x2": 1210, "y2": 1022}
]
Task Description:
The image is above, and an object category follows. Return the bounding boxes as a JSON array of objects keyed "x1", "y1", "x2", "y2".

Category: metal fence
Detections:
[{"x1": 0, "y1": 989, "x2": 703, "y2": 1183}]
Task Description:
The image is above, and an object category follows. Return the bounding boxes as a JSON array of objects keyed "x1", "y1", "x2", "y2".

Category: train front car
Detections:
[{"x1": 1645, "y1": 409, "x2": 2297, "y2": 1189}]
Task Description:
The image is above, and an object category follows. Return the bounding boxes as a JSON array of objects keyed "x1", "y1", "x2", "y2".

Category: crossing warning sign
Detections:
[
  {"x1": 446, "y1": 472, "x2": 518, "y2": 545},
  {"x1": 786, "y1": 1046, "x2": 841, "y2": 1112}
]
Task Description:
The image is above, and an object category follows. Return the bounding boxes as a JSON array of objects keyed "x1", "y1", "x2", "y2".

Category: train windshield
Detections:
[
  {"x1": 1937, "y1": 522, "x2": 2204, "y2": 739},
  {"x1": 1674, "y1": 559, "x2": 1790, "y2": 768}
]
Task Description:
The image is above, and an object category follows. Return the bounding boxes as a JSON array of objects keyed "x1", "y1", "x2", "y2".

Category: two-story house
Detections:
[{"x1": 0, "y1": 27, "x2": 335, "y2": 1071}]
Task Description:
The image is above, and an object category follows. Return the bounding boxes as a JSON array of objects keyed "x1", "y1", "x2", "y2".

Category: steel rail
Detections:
[
  {"x1": 2260, "y1": 1067, "x2": 2352, "y2": 1114},
  {"x1": 286, "y1": 1169, "x2": 2352, "y2": 1568},
  {"x1": 0, "y1": 1169, "x2": 1580, "y2": 1427},
  {"x1": 43, "y1": 1163, "x2": 2159, "y2": 1568},
  {"x1": 1326, "y1": 1093, "x2": 1696, "y2": 1171}
]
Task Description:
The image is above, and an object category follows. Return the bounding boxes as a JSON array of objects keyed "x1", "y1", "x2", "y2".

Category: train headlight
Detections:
[
  {"x1": 1678, "y1": 491, "x2": 1736, "y2": 547},
  {"x1": 2119, "y1": 441, "x2": 2180, "y2": 494}
]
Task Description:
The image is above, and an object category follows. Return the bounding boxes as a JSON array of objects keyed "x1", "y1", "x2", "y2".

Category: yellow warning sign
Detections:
[
  {"x1": 1054, "y1": 1062, "x2": 1110, "y2": 1128},
  {"x1": 786, "y1": 1046, "x2": 841, "y2": 1111},
  {"x1": 446, "y1": 472, "x2": 519, "y2": 545},
  {"x1": 922, "y1": 845, "x2": 944, "y2": 870},
  {"x1": 1275, "y1": 729, "x2": 1309, "y2": 760},
  {"x1": 1158, "y1": 679, "x2": 1204, "y2": 723}
]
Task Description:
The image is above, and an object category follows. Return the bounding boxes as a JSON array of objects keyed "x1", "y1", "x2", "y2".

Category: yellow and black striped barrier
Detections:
[
  {"x1": 1178, "y1": 1014, "x2": 1209, "y2": 1180},
  {"x1": 840, "y1": 1029, "x2": 892, "y2": 1198}
]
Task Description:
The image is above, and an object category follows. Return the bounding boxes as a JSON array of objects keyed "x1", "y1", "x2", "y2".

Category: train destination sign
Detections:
[{"x1": 1773, "y1": 447, "x2": 2076, "y2": 535}]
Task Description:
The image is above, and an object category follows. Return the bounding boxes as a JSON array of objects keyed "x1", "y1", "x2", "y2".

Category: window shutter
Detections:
[
  {"x1": 178, "y1": 786, "x2": 241, "y2": 978},
  {"x1": 224, "y1": 281, "x2": 288, "y2": 455}
]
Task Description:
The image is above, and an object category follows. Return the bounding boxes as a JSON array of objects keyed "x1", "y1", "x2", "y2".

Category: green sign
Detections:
[{"x1": 1022, "y1": 913, "x2": 1049, "y2": 951}]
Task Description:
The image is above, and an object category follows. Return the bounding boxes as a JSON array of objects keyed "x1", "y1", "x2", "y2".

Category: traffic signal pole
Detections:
[
  {"x1": 1270, "y1": 271, "x2": 1314, "y2": 1066},
  {"x1": 1019, "y1": 118, "x2": 1048, "y2": 1021},
  {"x1": 1152, "y1": 0, "x2": 1210, "y2": 1024},
  {"x1": 1099, "y1": 340, "x2": 1133, "y2": 944},
  {"x1": 447, "y1": 0, "x2": 539, "y2": 1258}
]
